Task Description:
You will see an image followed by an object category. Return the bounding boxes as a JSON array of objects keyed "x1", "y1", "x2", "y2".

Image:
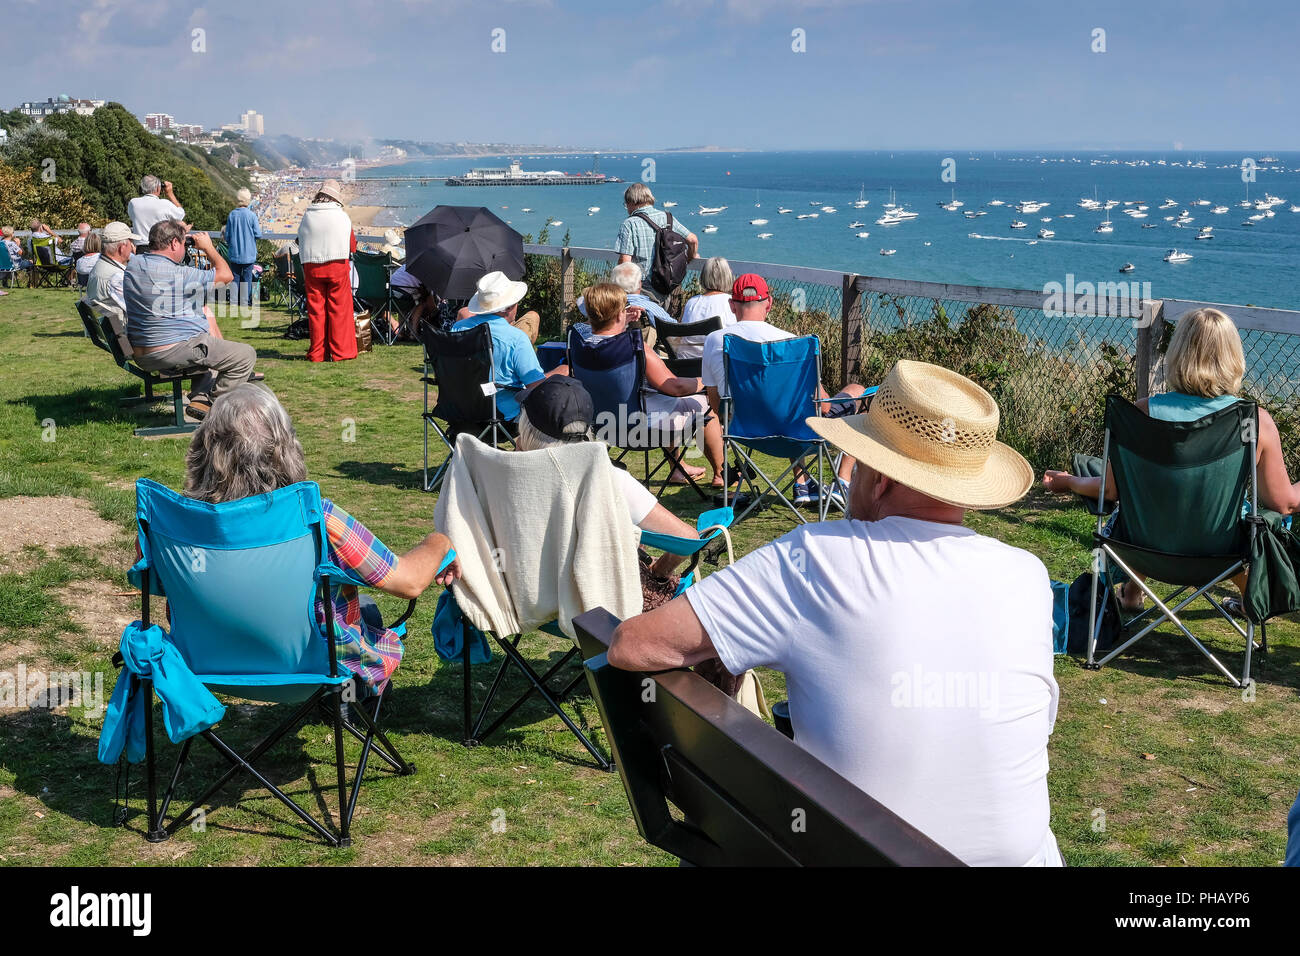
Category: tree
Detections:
[
  {"x1": 0, "y1": 161, "x2": 96, "y2": 229},
  {"x1": 0, "y1": 103, "x2": 249, "y2": 228}
]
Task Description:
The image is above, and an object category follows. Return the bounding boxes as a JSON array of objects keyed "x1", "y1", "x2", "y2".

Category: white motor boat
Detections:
[{"x1": 1164, "y1": 249, "x2": 1193, "y2": 263}]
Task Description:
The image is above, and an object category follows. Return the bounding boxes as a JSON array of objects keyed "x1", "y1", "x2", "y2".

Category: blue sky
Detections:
[{"x1": 3, "y1": 0, "x2": 1296, "y2": 149}]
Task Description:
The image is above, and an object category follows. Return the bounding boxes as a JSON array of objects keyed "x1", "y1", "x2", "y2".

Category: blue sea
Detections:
[{"x1": 361, "y1": 150, "x2": 1300, "y2": 311}]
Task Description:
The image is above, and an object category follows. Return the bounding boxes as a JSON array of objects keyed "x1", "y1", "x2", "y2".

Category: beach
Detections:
[{"x1": 257, "y1": 174, "x2": 396, "y2": 242}]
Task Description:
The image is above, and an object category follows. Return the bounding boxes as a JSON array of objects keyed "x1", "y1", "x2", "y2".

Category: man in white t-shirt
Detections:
[
  {"x1": 702, "y1": 273, "x2": 869, "y2": 506},
  {"x1": 608, "y1": 359, "x2": 1062, "y2": 867},
  {"x1": 127, "y1": 175, "x2": 186, "y2": 249}
]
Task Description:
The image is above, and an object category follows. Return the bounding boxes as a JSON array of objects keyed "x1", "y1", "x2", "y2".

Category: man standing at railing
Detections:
[
  {"x1": 224, "y1": 188, "x2": 262, "y2": 307},
  {"x1": 616, "y1": 182, "x2": 697, "y2": 305},
  {"x1": 127, "y1": 175, "x2": 186, "y2": 252}
]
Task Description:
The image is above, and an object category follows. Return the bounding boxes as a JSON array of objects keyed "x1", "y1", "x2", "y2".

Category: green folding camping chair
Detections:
[
  {"x1": 1086, "y1": 394, "x2": 1265, "y2": 687},
  {"x1": 29, "y1": 235, "x2": 69, "y2": 288},
  {"x1": 352, "y1": 250, "x2": 399, "y2": 345}
]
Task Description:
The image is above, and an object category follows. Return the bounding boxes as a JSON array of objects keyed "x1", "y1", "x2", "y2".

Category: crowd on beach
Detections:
[{"x1": 12, "y1": 173, "x2": 1300, "y2": 866}]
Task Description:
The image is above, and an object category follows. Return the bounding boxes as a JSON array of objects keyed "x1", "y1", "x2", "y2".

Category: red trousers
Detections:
[{"x1": 304, "y1": 260, "x2": 356, "y2": 362}]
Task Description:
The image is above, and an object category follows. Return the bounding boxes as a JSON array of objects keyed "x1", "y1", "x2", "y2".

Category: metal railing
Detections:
[{"x1": 522, "y1": 243, "x2": 1300, "y2": 474}]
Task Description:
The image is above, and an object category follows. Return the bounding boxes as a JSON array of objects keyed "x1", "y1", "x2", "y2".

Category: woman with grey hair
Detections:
[
  {"x1": 181, "y1": 384, "x2": 459, "y2": 693},
  {"x1": 672, "y1": 256, "x2": 736, "y2": 359},
  {"x1": 223, "y1": 187, "x2": 263, "y2": 307}
]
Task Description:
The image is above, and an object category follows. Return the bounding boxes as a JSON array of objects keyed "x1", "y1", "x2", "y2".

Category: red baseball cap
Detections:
[{"x1": 731, "y1": 273, "x2": 770, "y2": 302}]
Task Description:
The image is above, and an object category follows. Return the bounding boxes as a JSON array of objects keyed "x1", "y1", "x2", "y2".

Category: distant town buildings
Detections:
[
  {"x1": 16, "y1": 95, "x2": 105, "y2": 120},
  {"x1": 240, "y1": 110, "x2": 264, "y2": 137},
  {"x1": 144, "y1": 112, "x2": 174, "y2": 131}
]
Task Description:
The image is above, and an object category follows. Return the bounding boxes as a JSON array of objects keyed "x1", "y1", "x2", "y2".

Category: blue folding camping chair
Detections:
[
  {"x1": 115, "y1": 478, "x2": 420, "y2": 847},
  {"x1": 721, "y1": 334, "x2": 875, "y2": 524},
  {"x1": 567, "y1": 325, "x2": 710, "y2": 501}
]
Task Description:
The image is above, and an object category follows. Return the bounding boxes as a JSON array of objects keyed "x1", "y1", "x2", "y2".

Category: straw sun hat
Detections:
[{"x1": 807, "y1": 360, "x2": 1032, "y2": 510}]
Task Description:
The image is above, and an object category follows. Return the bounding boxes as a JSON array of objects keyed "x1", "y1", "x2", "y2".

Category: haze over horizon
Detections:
[{"x1": 3, "y1": 0, "x2": 1296, "y2": 152}]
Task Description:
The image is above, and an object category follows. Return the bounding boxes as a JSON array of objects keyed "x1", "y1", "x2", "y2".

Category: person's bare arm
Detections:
[
  {"x1": 163, "y1": 180, "x2": 180, "y2": 205},
  {"x1": 639, "y1": 503, "x2": 698, "y2": 576},
  {"x1": 378, "y1": 531, "x2": 460, "y2": 599},
  {"x1": 617, "y1": 253, "x2": 633, "y2": 266},
  {"x1": 190, "y1": 231, "x2": 233, "y2": 285},
  {"x1": 686, "y1": 233, "x2": 699, "y2": 260},
  {"x1": 607, "y1": 594, "x2": 716, "y2": 671},
  {"x1": 705, "y1": 385, "x2": 722, "y2": 418},
  {"x1": 1256, "y1": 408, "x2": 1300, "y2": 514},
  {"x1": 644, "y1": 347, "x2": 701, "y2": 396}
]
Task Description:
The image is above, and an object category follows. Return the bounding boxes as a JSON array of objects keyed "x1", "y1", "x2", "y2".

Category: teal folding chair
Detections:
[{"x1": 114, "y1": 478, "x2": 419, "y2": 846}]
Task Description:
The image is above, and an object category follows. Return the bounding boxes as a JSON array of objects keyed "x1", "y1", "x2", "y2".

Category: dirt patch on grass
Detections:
[
  {"x1": 57, "y1": 579, "x2": 136, "y2": 652},
  {"x1": 0, "y1": 497, "x2": 120, "y2": 557}
]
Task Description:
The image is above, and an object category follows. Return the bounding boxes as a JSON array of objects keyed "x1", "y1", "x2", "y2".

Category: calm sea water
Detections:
[{"x1": 361, "y1": 150, "x2": 1300, "y2": 311}]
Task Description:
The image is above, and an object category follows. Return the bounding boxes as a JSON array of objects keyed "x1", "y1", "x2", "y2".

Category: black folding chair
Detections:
[
  {"x1": 657, "y1": 315, "x2": 723, "y2": 378},
  {"x1": 419, "y1": 322, "x2": 515, "y2": 492}
]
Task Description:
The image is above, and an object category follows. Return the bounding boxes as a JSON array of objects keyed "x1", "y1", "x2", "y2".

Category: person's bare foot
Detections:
[
  {"x1": 668, "y1": 463, "x2": 706, "y2": 484},
  {"x1": 1042, "y1": 470, "x2": 1075, "y2": 494},
  {"x1": 1119, "y1": 581, "x2": 1145, "y2": 613}
]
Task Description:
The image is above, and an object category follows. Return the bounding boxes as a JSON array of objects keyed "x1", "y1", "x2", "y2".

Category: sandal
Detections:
[{"x1": 1222, "y1": 596, "x2": 1247, "y2": 620}]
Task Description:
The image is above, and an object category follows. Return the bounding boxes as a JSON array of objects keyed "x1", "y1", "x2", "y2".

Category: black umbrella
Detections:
[{"x1": 403, "y1": 205, "x2": 525, "y2": 301}]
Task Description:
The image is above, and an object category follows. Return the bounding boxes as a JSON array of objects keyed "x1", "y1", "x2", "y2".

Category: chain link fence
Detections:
[{"x1": 523, "y1": 244, "x2": 1300, "y2": 475}]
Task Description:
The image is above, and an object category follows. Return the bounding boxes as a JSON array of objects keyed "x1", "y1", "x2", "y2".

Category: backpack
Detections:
[
  {"x1": 634, "y1": 210, "x2": 690, "y2": 296},
  {"x1": 1065, "y1": 570, "x2": 1123, "y2": 656}
]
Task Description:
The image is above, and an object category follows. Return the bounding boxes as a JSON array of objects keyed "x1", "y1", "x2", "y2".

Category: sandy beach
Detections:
[{"x1": 258, "y1": 177, "x2": 396, "y2": 242}]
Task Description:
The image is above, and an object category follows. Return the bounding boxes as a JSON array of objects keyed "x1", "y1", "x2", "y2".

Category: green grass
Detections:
[{"x1": 1, "y1": 284, "x2": 1297, "y2": 866}]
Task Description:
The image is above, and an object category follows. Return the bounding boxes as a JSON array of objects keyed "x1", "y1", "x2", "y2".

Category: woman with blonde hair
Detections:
[
  {"x1": 577, "y1": 281, "x2": 725, "y2": 486},
  {"x1": 74, "y1": 231, "x2": 102, "y2": 288},
  {"x1": 1043, "y1": 307, "x2": 1300, "y2": 608}
]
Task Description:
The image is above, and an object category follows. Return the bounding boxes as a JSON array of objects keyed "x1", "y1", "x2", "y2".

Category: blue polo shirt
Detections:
[
  {"x1": 223, "y1": 206, "x2": 262, "y2": 265},
  {"x1": 123, "y1": 253, "x2": 215, "y2": 348},
  {"x1": 450, "y1": 312, "x2": 544, "y2": 420}
]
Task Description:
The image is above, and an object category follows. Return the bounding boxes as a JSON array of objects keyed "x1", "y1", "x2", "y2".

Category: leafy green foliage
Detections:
[
  {"x1": 0, "y1": 161, "x2": 96, "y2": 228},
  {"x1": 0, "y1": 103, "x2": 248, "y2": 229}
]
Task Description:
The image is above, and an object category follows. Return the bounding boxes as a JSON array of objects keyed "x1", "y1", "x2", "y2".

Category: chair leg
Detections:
[
  {"x1": 164, "y1": 687, "x2": 329, "y2": 835},
  {"x1": 142, "y1": 676, "x2": 168, "y2": 843},
  {"x1": 1242, "y1": 619, "x2": 1255, "y2": 688},
  {"x1": 462, "y1": 619, "x2": 476, "y2": 746},
  {"x1": 481, "y1": 637, "x2": 609, "y2": 769},
  {"x1": 333, "y1": 685, "x2": 351, "y2": 846}
]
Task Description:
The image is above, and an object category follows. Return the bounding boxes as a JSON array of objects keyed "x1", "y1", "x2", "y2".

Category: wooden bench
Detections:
[
  {"x1": 573, "y1": 608, "x2": 964, "y2": 866},
  {"x1": 76, "y1": 300, "x2": 201, "y2": 437}
]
